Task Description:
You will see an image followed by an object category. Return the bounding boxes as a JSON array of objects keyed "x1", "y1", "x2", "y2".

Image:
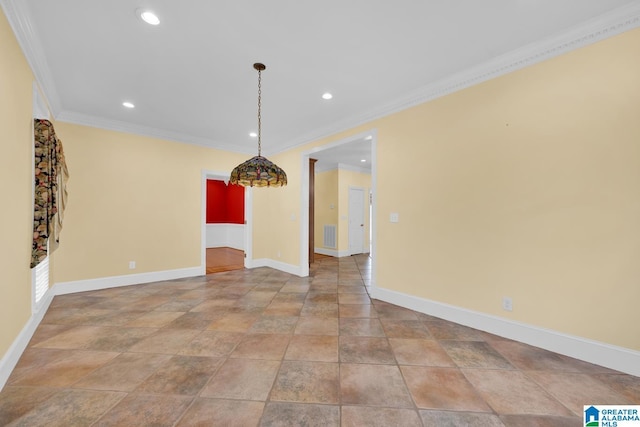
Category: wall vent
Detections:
[{"x1": 323, "y1": 225, "x2": 337, "y2": 249}]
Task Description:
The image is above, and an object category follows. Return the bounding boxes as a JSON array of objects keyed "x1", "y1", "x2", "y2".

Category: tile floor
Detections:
[{"x1": 1, "y1": 254, "x2": 638, "y2": 426}]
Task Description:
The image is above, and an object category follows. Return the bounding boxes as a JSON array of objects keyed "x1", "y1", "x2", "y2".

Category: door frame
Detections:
[
  {"x1": 299, "y1": 129, "x2": 377, "y2": 288},
  {"x1": 201, "y1": 170, "x2": 253, "y2": 274}
]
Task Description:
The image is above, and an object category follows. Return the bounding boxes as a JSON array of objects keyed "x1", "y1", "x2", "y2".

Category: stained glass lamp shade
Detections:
[
  {"x1": 230, "y1": 63, "x2": 287, "y2": 188},
  {"x1": 230, "y1": 155, "x2": 287, "y2": 187}
]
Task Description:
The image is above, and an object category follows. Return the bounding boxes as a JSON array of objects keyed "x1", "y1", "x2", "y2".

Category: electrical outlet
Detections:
[
  {"x1": 502, "y1": 296, "x2": 513, "y2": 312},
  {"x1": 277, "y1": 250, "x2": 281, "y2": 258},
  {"x1": 129, "y1": 261, "x2": 136, "y2": 270}
]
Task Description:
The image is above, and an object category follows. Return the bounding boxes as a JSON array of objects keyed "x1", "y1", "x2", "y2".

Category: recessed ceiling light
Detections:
[
  {"x1": 361, "y1": 159, "x2": 366, "y2": 163},
  {"x1": 322, "y1": 92, "x2": 333, "y2": 100},
  {"x1": 122, "y1": 102, "x2": 135, "y2": 109},
  {"x1": 139, "y1": 10, "x2": 160, "y2": 25},
  {"x1": 249, "y1": 132, "x2": 257, "y2": 138}
]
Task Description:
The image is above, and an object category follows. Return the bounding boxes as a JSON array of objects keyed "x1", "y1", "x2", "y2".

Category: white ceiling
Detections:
[
  {"x1": 3, "y1": 0, "x2": 640, "y2": 170},
  {"x1": 313, "y1": 136, "x2": 373, "y2": 173}
]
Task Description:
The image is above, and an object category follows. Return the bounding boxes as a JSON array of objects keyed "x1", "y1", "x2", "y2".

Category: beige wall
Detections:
[
  {"x1": 337, "y1": 169, "x2": 371, "y2": 253},
  {"x1": 254, "y1": 29, "x2": 640, "y2": 351},
  {"x1": 314, "y1": 169, "x2": 338, "y2": 249},
  {"x1": 252, "y1": 149, "x2": 304, "y2": 263},
  {"x1": 52, "y1": 122, "x2": 247, "y2": 282},
  {"x1": 374, "y1": 29, "x2": 640, "y2": 350},
  {"x1": 0, "y1": 9, "x2": 38, "y2": 357}
]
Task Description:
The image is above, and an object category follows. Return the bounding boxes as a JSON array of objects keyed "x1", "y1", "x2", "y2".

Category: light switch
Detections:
[{"x1": 390, "y1": 213, "x2": 399, "y2": 223}]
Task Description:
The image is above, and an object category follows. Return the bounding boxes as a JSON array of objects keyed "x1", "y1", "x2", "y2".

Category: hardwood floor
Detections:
[
  {"x1": 206, "y1": 249, "x2": 333, "y2": 275},
  {"x1": 206, "y1": 247, "x2": 244, "y2": 274}
]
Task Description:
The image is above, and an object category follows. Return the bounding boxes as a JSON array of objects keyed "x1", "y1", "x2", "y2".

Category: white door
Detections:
[{"x1": 348, "y1": 187, "x2": 365, "y2": 255}]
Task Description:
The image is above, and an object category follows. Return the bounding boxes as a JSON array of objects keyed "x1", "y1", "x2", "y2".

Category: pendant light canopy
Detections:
[{"x1": 230, "y1": 63, "x2": 287, "y2": 188}]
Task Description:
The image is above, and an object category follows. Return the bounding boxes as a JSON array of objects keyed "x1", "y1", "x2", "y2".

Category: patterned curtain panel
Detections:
[{"x1": 31, "y1": 119, "x2": 69, "y2": 268}]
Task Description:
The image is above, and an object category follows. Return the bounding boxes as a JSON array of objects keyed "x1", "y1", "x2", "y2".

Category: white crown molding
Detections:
[
  {"x1": 272, "y1": 2, "x2": 640, "y2": 155},
  {"x1": 0, "y1": 0, "x2": 250, "y2": 154},
  {"x1": 5, "y1": 1, "x2": 640, "y2": 155},
  {"x1": 0, "y1": 0, "x2": 61, "y2": 115},
  {"x1": 32, "y1": 81, "x2": 50, "y2": 120},
  {"x1": 55, "y1": 111, "x2": 254, "y2": 155}
]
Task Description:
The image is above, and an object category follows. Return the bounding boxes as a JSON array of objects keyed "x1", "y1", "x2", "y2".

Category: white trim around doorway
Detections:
[
  {"x1": 299, "y1": 129, "x2": 378, "y2": 288},
  {"x1": 201, "y1": 170, "x2": 253, "y2": 272}
]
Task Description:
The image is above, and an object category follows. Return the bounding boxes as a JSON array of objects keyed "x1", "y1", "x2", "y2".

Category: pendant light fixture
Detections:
[{"x1": 230, "y1": 63, "x2": 287, "y2": 187}]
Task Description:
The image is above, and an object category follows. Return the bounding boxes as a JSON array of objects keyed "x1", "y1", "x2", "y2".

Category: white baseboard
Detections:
[
  {"x1": 0, "y1": 289, "x2": 55, "y2": 391},
  {"x1": 3, "y1": 260, "x2": 301, "y2": 390},
  {"x1": 0, "y1": 265, "x2": 204, "y2": 391},
  {"x1": 249, "y1": 258, "x2": 305, "y2": 277},
  {"x1": 314, "y1": 247, "x2": 351, "y2": 258},
  {"x1": 370, "y1": 287, "x2": 640, "y2": 377},
  {"x1": 314, "y1": 247, "x2": 338, "y2": 257},
  {"x1": 54, "y1": 266, "x2": 203, "y2": 295}
]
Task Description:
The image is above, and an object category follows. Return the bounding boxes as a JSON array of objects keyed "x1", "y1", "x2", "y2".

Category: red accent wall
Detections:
[
  {"x1": 226, "y1": 183, "x2": 245, "y2": 224},
  {"x1": 206, "y1": 180, "x2": 244, "y2": 224},
  {"x1": 206, "y1": 180, "x2": 226, "y2": 223}
]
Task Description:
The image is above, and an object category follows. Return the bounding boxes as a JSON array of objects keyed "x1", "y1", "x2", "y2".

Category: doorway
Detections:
[
  {"x1": 300, "y1": 130, "x2": 376, "y2": 285},
  {"x1": 201, "y1": 170, "x2": 253, "y2": 275},
  {"x1": 205, "y1": 179, "x2": 245, "y2": 274}
]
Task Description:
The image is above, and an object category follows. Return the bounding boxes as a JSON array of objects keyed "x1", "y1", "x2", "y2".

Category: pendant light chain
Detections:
[
  {"x1": 257, "y1": 67, "x2": 262, "y2": 157},
  {"x1": 229, "y1": 62, "x2": 287, "y2": 188}
]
